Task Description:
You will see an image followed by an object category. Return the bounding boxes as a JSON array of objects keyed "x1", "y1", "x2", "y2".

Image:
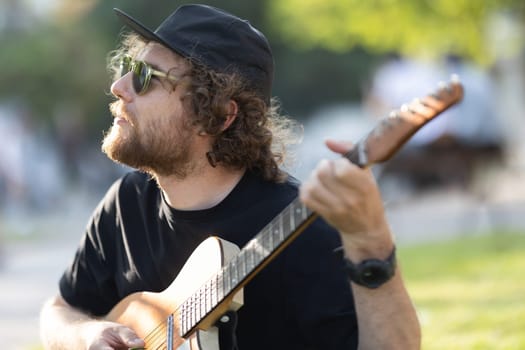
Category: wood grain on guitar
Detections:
[
  {"x1": 345, "y1": 76, "x2": 464, "y2": 167},
  {"x1": 105, "y1": 76, "x2": 464, "y2": 350}
]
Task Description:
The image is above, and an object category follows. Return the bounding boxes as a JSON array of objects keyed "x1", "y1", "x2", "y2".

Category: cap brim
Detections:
[
  {"x1": 113, "y1": 7, "x2": 178, "y2": 54},
  {"x1": 113, "y1": 9, "x2": 158, "y2": 40}
]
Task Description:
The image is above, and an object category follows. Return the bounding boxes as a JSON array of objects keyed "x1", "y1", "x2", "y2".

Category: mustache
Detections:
[{"x1": 109, "y1": 101, "x2": 136, "y2": 126}]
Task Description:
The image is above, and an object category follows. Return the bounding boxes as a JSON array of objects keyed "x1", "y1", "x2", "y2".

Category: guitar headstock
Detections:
[{"x1": 345, "y1": 76, "x2": 464, "y2": 167}]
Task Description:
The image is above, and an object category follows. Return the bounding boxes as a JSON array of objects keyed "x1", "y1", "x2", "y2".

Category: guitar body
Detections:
[{"x1": 105, "y1": 237, "x2": 243, "y2": 349}]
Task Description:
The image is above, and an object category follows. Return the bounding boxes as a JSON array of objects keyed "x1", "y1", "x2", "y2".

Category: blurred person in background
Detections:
[
  {"x1": 367, "y1": 53, "x2": 504, "y2": 193},
  {"x1": 39, "y1": 4, "x2": 419, "y2": 349}
]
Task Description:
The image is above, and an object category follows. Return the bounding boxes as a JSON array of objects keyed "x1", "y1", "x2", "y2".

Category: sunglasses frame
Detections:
[{"x1": 119, "y1": 55, "x2": 179, "y2": 95}]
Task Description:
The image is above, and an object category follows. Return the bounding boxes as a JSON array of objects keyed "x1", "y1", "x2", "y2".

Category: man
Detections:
[{"x1": 40, "y1": 4, "x2": 420, "y2": 349}]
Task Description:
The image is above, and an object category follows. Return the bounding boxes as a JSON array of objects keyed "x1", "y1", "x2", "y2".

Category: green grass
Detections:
[{"x1": 399, "y1": 232, "x2": 525, "y2": 350}]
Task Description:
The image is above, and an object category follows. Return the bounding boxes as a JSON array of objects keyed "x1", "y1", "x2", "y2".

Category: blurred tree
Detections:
[
  {"x1": 2, "y1": 0, "x2": 523, "y2": 137},
  {"x1": 0, "y1": 22, "x2": 108, "y2": 129},
  {"x1": 0, "y1": 0, "x2": 274, "y2": 132},
  {"x1": 268, "y1": 0, "x2": 525, "y2": 66},
  {"x1": 0, "y1": 0, "x2": 375, "y2": 130}
]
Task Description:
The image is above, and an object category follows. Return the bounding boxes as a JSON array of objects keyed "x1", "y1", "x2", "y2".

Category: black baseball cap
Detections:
[{"x1": 114, "y1": 4, "x2": 274, "y2": 104}]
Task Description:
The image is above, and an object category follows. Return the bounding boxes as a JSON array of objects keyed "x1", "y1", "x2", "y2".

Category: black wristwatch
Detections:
[{"x1": 342, "y1": 246, "x2": 397, "y2": 289}]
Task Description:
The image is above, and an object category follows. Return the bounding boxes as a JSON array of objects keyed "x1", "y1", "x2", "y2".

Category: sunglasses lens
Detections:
[
  {"x1": 119, "y1": 56, "x2": 132, "y2": 78},
  {"x1": 131, "y1": 61, "x2": 149, "y2": 94}
]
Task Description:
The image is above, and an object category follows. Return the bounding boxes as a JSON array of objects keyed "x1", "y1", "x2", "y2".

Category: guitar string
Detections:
[
  {"x1": 138, "y1": 202, "x2": 302, "y2": 348},
  {"x1": 143, "y1": 310, "x2": 176, "y2": 349}
]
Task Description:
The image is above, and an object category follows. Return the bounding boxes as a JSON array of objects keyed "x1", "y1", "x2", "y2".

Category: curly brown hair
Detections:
[{"x1": 108, "y1": 33, "x2": 300, "y2": 182}]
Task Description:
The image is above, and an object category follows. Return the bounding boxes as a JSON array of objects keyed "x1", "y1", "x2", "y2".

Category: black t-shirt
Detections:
[{"x1": 59, "y1": 170, "x2": 358, "y2": 349}]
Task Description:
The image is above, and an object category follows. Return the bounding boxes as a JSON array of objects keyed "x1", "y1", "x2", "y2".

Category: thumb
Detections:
[
  {"x1": 325, "y1": 139, "x2": 354, "y2": 155},
  {"x1": 116, "y1": 327, "x2": 145, "y2": 349}
]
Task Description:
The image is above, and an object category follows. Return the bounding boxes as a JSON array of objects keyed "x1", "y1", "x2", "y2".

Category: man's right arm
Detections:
[{"x1": 40, "y1": 294, "x2": 145, "y2": 350}]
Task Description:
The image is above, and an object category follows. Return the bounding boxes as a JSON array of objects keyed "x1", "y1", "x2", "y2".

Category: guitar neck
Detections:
[
  {"x1": 180, "y1": 198, "x2": 317, "y2": 336},
  {"x1": 179, "y1": 77, "x2": 464, "y2": 337}
]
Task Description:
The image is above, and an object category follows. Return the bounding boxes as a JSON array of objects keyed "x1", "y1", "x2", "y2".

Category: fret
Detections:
[
  {"x1": 167, "y1": 314, "x2": 174, "y2": 350},
  {"x1": 281, "y1": 207, "x2": 291, "y2": 240},
  {"x1": 293, "y1": 203, "x2": 301, "y2": 223},
  {"x1": 289, "y1": 204, "x2": 295, "y2": 231},
  {"x1": 271, "y1": 222, "x2": 281, "y2": 249},
  {"x1": 202, "y1": 285, "x2": 206, "y2": 318},
  {"x1": 217, "y1": 271, "x2": 224, "y2": 301},
  {"x1": 295, "y1": 202, "x2": 309, "y2": 222},
  {"x1": 244, "y1": 241, "x2": 255, "y2": 271},
  {"x1": 193, "y1": 293, "x2": 198, "y2": 327},
  {"x1": 278, "y1": 211, "x2": 284, "y2": 242},
  {"x1": 196, "y1": 287, "x2": 202, "y2": 321},
  {"x1": 179, "y1": 302, "x2": 186, "y2": 335},
  {"x1": 201, "y1": 286, "x2": 206, "y2": 319},
  {"x1": 211, "y1": 274, "x2": 218, "y2": 307},
  {"x1": 237, "y1": 250, "x2": 247, "y2": 281},
  {"x1": 261, "y1": 229, "x2": 271, "y2": 252},
  {"x1": 190, "y1": 295, "x2": 196, "y2": 332},
  {"x1": 223, "y1": 265, "x2": 231, "y2": 295},
  {"x1": 304, "y1": 203, "x2": 311, "y2": 220},
  {"x1": 230, "y1": 259, "x2": 238, "y2": 286},
  {"x1": 185, "y1": 297, "x2": 191, "y2": 333},
  {"x1": 203, "y1": 283, "x2": 209, "y2": 315},
  {"x1": 196, "y1": 286, "x2": 202, "y2": 321},
  {"x1": 199, "y1": 283, "x2": 208, "y2": 317},
  {"x1": 193, "y1": 292, "x2": 199, "y2": 326},
  {"x1": 257, "y1": 236, "x2": 269, "y2": 261},
  {"x1": 267, "y1": 226, "x2": 274, "y2": 250},
  {"x1": 244, "y1": 236, "x2": 267, "y2": 268},
  {"x1": 185, "y1": 299, "x2": 190, "y2": 334}
]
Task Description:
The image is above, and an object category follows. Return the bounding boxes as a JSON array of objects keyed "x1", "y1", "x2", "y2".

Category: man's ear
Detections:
[{"x1": 222, "y1": 100, "x2": 238, "y2": 131}]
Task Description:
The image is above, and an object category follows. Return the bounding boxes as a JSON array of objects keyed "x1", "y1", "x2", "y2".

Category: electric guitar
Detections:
[{"x1": 106, "y1": 77, "x2": 464, "y2": 349}]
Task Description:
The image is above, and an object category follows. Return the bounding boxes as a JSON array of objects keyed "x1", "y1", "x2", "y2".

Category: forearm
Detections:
[
  {"x1": 299, "y1": 150, "x2": 421, "y2": 348},
  {"x1": 40, "y1": 295, "x2": 144, "y2": 350},
  {"x1": 343, "y1": 237, "x2": 421, "y2": 350},
  {"x1": 39, "y1": 296, "x2": 96, "y2": 349},
  {"x1": 352, "y1": 269, "x2": 421, "y2": 350}
]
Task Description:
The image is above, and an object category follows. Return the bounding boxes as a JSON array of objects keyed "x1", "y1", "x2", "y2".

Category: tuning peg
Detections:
[
  {"x1": 450, "y1": 74, "x2": 460, "y2": 83},
  {"x1": 388, "y1": 111, "x2": 398, "y2": 119}
]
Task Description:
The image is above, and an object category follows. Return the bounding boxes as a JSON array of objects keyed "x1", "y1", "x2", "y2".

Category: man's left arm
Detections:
[
  {"x1": 300, "y1": 140, "x2": 421, "y2": 350},
  {"x1": 341, "y1": 229, "x2": 421, "y2": 350}
]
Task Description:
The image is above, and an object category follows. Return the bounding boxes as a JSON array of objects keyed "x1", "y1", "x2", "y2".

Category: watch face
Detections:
[
  {"x1": 345, "y1": 246, "x2": 396, "y2": 289},
  {"x1": 360, "y1": 264, "x2": 392, "y2": 288}
]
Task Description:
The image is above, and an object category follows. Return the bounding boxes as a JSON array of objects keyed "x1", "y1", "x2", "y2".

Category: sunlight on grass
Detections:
[{"x1": 400, "y1": 232, "x2": 525, "y2": 350}]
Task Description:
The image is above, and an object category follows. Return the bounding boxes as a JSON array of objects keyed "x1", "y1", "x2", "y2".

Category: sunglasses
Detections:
[{"x1": 118, "y1": 55, "x2": 179, "y2": 95}]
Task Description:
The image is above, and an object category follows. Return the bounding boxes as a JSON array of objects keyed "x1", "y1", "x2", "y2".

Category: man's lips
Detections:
[
  {"x1": 110, "y1": 101, "x2": 135, "y2": 127},
  {"x1": 114, "y1": 116, "x2": 130, "y2": 126}
]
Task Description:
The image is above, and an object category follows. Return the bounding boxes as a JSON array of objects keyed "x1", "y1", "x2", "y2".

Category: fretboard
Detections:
[{"x1": 179, "y1": 197, "x2": 316, "y2": 336}]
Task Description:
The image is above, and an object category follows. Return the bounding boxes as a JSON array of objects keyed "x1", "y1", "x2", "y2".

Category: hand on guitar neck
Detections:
[
  {"x1": 299, "y1": 78, "x2": 462, "y2": 349},
  {"x1": 300, "y1": 139, "x2": 394, "y2": 260},
  {"x1": 300, "y1": 77, "x2": 463, "y2": 259}
]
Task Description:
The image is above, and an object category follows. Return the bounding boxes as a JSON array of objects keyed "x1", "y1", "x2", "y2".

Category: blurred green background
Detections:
[
  {"x1": 1, "y1": 0, "x2": 525, "y2": 348},
  {"x1": 2, "y1": 0, "x2": 525, "y2": 194},
  {"x1": 2, "y1": 0, "x2": 524, "y2": 137}
]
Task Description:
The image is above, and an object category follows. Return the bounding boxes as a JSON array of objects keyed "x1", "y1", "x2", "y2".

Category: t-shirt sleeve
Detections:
[
  {"x1": 282, "y1": 217, "x2": 358, "y2": 349},
  {"x1": 59, "y1": 178, "x2": 123, "y2": 316}
]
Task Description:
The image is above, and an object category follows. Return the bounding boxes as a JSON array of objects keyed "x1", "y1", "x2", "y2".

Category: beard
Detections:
[{"x1": 102, "y1": 101, "x2": 196, "y2": 178}]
